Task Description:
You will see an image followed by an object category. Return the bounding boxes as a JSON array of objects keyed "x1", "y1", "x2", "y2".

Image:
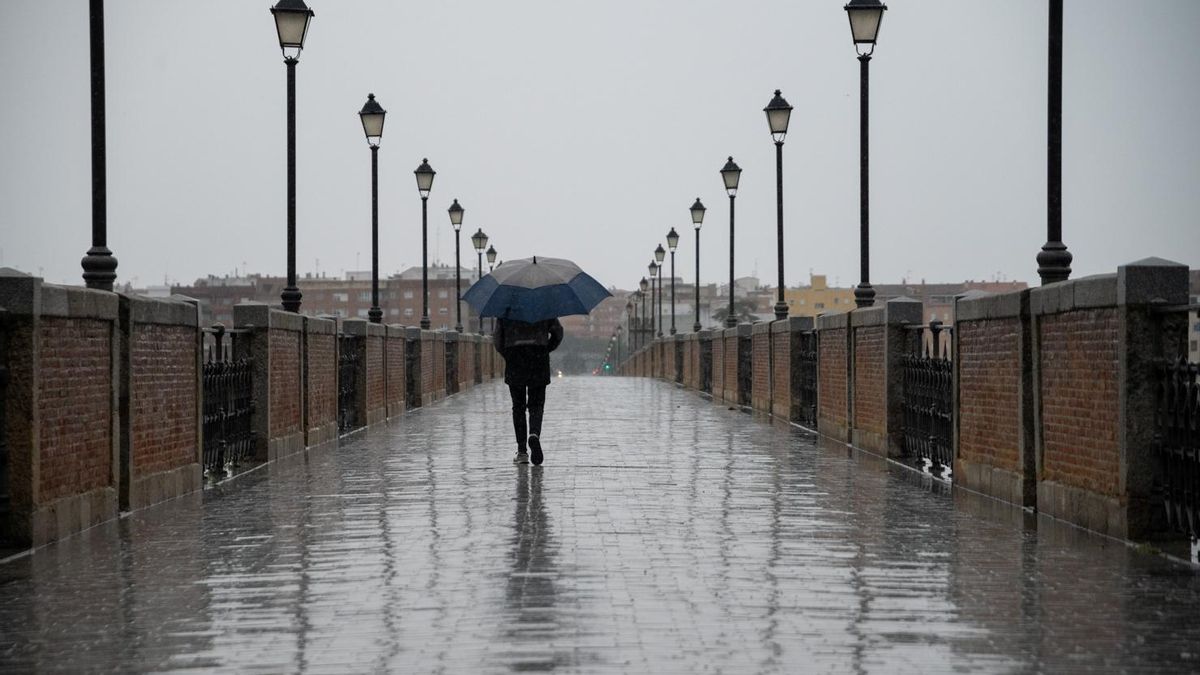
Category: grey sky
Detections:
[{"x1": 2, "y1": 0, "x2": 1198, "y2": 293}]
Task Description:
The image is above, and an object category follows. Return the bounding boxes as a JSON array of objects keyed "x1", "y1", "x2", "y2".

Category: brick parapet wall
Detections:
[
  {"x1": 305, "y1": 317, "x2": 338, "y2": 444},
  {"x1": 122, "y1": 294, "x2": 202, "y2": 511},
  {"x1": 0, "y1": 273, "x2": 120, "y2": 547},
  {"x1": 816, "y1": 312, "x2": 850, "y2": 441},
  {"x1": 751, "y1": 323, "x2": 771, "y2": 413},
  {"x1": 953, "y1": 288, "x2": 1035, "y2": 508},
  {"x1": 850, "y1": 299, "x2": 922, "y2": 458},
  {"x1": 1029, "y1": 259, "x2": 1190, "y2": 538},
  {"x1": 771, "y1": 317, "x2": 813, "y2": 422},
  {"x1": 234, "y1": 303, "x2": 304, "y2": 462},
  {"x1": 722, "y1": 330, "x2": 739, "y2": 404},
  {"x1": 385, "y1": 325, "x2": 406, "y2": 417},
  {"x1": 711, "y1": 331, "x2": 726, "y2": 401},
  {"x1": 852, "y1": 325, "x2": 886, "y2": 436}
]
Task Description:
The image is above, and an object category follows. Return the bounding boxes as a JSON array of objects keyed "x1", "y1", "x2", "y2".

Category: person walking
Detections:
[{"x1": 494, "y1": 317, "x2": 564, "y2": 465}]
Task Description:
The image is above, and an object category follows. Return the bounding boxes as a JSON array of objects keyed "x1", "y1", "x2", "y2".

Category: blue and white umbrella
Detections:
[{"x1": 462, "y1": 256, "x2": 611, "y2": 324}]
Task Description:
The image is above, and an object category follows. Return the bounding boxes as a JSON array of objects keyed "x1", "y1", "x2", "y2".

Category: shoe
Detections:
[
  {"x1": 513, "y1": 451, "x2": 529, "y2": 465},
  {"x1": 528, "y1": 434, "x2": 543, "y2": 466}
]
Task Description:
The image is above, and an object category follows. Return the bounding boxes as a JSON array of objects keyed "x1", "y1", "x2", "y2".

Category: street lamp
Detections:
[
  {"x1": 639, "y1": 276, "x2": 649, "y2": 349},
  {"x1": 690, "y1": 198, "x2": 706, "y2": 332},
  {"x1": 648, "y1": 261, "x2": 659, "y2": 339},
  {"x1": 471, "y1": 228, "x2": 488, "y2": 332},
  {"x1": 666, "y1": 228, "x2": 679, "y2": 335},
  {"x1": 1037, "y1": 0, "x2": 1072, "y2": 284},
  {"x1": 448, "y1": 199, "x2": 464, "y2": 332},
  {"x1": 270, "y1": 0, "x2": 315, "y2": 313},
  {"x1": 414, "y1": 158, "x2": 435, "y2": 329},
  {"x1": 81, "y1": 0, "x2": 117, "y2": 291},
  {"x1": 358, "y1": 93, "x2": 386, "y2": 323},
  {"x1": 720, "y1": 157, "x2": 742, "y2": 327},
  {"x1": 845, "y1": 0, "x2": 885, "y2": 308},
  {"x1": 486, "y1": 244, "x2": 497, "y2": 271},
  {"x1": 765, "y1": 89, "x2": 793, "y2": 320},
  {"x1": 654, "y1": 245, "x2": 666, "y2": 338}
]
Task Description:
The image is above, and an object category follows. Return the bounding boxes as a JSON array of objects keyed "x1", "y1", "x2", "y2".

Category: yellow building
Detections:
[{"x1": 783, "y1": 274, "x2": 856, "y2": 318}]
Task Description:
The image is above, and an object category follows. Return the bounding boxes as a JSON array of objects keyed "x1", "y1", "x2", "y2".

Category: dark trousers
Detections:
[{"x1": 509, "y1": 384, "x2": 546, "y2": 449}]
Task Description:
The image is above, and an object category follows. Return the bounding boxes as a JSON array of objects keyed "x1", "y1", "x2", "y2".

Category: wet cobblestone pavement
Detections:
[{"x1": 3, "y1": 378, "x2": 1200, "y2": 673}]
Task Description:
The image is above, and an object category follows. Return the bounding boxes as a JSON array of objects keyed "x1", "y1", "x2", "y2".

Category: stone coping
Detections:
[
  {"x1": 1030, "y1": 273, "x2": 1117, "y2": 316},
  {"x1": 0, "y1": 274, "x2": 118, "y2": 320},
  {"x1": 444, "y1": 331, "x2": 459, "y2": 343},
  {"x1": 723, "y1": 324, "x2": 752, "y2": 339},
  {"x1": 697, "y1": 329, "x2": 714, "y2": 340},
  {"x1": 304, "y1": 315, "x2": 337, "y2": 335},
  {"x1": 849, "y1": 297, "x2": 921, "y2": 328},
  {"x1": 751, "y1": 322, "x2": 771, "y2": 336},
  {"x1": 233, "y1": 303, "x2": 305, "y2": 332},
  {"x1": 816, "y1": 311, "x2": 850, "y2": 332},
  {"x1": 124, "y1": 294, "x2": 198, "y2": 327},
  {"x1": 956, "y1": 288, "x2": 1028, "y2": 323},
  {"x1": 420, "y1": 329, "x2": 437, "y2": 341},
  {"x1": 771, "y1": 316, "x2": 814, "y2": 334}
]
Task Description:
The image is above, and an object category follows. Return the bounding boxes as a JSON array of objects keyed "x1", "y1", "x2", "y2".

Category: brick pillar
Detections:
[
  {"x1": 737, "y1": 324, "x2": 753, "y2": 409},
  {"x1": 384, "y1": 324, "x2": 406, "y2": 419},
  {"x1": 235, "y1": 303, "x2": 305, "y2": 462},
  {"x1": 1032, "y1": 257, "x2": 1190, "y2": 538},
  {"x1": 772, "y1": 316, "x2": 814, "y2": 423},
  {"x1": 698, "y1": 330, "x2": 713, "y2": 395},
  {"x1": 304, "y1": 316, "x2": 338, "y2": 445},
  {"x1": 850, "y1": 298, "x2": 922, "y2": 458},
  {"x1": 954, "y1": 289, "x2": 1035, "y2": 508},
  {"x1": 118, "y1": 294, "x2": 202, "y2": 511},
  {"x1": 342, "y1": 319, "x2": 384, "y2": 426},
  {"x1": 751, "y1": 322, "x2": 772, "y2": 413},
  {"x1": 444, "y1": 331, "x2": 459, "y2": 396},
  {"x1": 0, "y1": 271, "x2": 120, "y2": 547}
]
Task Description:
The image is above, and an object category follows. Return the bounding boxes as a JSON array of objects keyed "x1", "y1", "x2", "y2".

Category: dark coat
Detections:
[{"x1": 494, "y1": 318, "x2": 564, "y2": 386}]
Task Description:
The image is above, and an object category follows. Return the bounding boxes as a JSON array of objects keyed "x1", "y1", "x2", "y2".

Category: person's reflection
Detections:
[{"x1": 504, "y1": 466, "x2": 561, "y2": 671}]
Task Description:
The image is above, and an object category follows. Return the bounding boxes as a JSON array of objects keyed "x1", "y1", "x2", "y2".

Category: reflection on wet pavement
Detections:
[{"x1": 1, "y1": 378, "x2": 1199, "y2": 673}]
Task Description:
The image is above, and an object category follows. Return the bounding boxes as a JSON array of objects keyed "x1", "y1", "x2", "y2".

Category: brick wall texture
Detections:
[
  {"x1": 1039, "y1": 309, "x2": 1121, "y2": 496},
  {"x1": 723, "y1": 336, "x2": 738, "y2": 402},
  {"x1": 752, "y1": 331, "x2": 771, "y2": 411},
  {"x1": 459, "y1": 341, "x2": 475, "y2": 387},
  {"x1": 130, "y1": 324, "x2": 196, "y2": 476},
  {"x1": 434, "y1": 338, "x2": 446, "y2": 394},
  {"x1": 682, "y1": 341, "x2": 695, "y2": 389},
  {"x1": 39, "y1": 317, "x2": 112, "y2": 502},
  {"x1": 421, "y1": 338, "x2": 435, "y2": 396},
  {"x1": 269, "y1": 329, "x2": 302, "y2": 437},
  {"x1": 818, "y1": 328, "x2": 848, "y2": 425},
  {"x1": 386, "y1": 335, "x2": 405, "y2": 408},
  {"x1": 307, "y1": 333, "x2": 336, "y2": 428},
  {"x1": 853, "y1": 326, "x2": 886, "y2": 435},
  {"x1": 6, "y1": 322, "x2": 35, "y2": 509},
  {"x1": 712, "y1": 336, "x2": 725, "y2": 397},
  {"x1": 958, "y1": 319, "x2": 1022, "y2": 473},
  {"x1": 772, "y1": 331, "x2": 791, "y2": 418},
  {"x1": 366, "y1": 335, "x2": 384, "y2": 411}
]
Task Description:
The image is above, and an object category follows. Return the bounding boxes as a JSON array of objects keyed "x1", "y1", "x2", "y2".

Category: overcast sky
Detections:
[{"x1": 2, "y1": 0, "x2": 1198, "y2": 293}]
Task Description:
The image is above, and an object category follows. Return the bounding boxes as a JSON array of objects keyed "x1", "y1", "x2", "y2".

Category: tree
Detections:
[{"x1": 710, "y1": 298, "x2": 757, "y2": 326}]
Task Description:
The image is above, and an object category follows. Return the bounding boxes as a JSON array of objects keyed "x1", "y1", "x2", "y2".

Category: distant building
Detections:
[{"x1": 783, "y1": 274, "x2": 856, "y2": 318}]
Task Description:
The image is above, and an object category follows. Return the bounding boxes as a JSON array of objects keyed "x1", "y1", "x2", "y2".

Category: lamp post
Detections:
[
  {"x1": 765, "y1": 89, "x2": 793, "y2": 320},
  {"x1": 647, "y1": 262, "x2": 658, "y2": 339},
  {"x1": 471, "y1": 228, "x2": 488, "y2": 332},
  {"x1": 666, "y1": 229, "x2": 679, "y2": 334},
  {"x1": 358, "y1": 93, "x2": 386, "y2": 323},
  {"x1": 690, "y1": 199, "x2": 706, "y2": 332},
  {"x1": 486, "y1": 245, "x2": 498, "y2": 333},
  {"x1": 414, "y1": 158, "x2": 436, "y2": 329},
  {"x1": 270, "y1": 0, "x2": 314, "y2": 313},
  {"x1": 448, "y1": 199, "x2": 464, "y2": 332},
  {"x1": 845, "y1": 0, "x2": 885, "y2": 308},
  {"x1": 80, "y1": 0, "x2": 117, "y2": 290},
  {"x1": 720, "y1": 157, "x2": 742, "y2": 327},
  {"x1": 639, "y1": 277, "x2": 649, "y2": 349},
  {"x1": 1037, "y1": 0, "x2": 1072, "y2": 284},
  {"x1": 654, "y1": 245, "x2": 666, "y2": 337}
]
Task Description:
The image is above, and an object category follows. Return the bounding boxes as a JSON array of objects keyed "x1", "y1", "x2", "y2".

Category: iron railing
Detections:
[
  {"x1": 201, "y1": 324, "x2": 255, "y2": 478},
  {"x1": 1153, "y1": 303, "x2": 1200, "y2": 537},
  {"x1": 0, "y1": 308, "x2": 10, "y2": 520},
  {"x1": 338, "y1": 334, "x2": 362, "y2": 433},
  {"x1": 902, "y1": 320, "x2": 954, "y2": 478},
  {"x1": 700, "y1": 336, "x2": 712, "y2": 394},
  {"x1": 794, "y1": 330, "x2": 818, "y2": 427},
  {"x1": 737, "y1": 332, "x2": 752, "y2": 408}
]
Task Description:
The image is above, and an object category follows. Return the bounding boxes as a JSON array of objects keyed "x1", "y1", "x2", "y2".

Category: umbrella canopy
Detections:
[{"x1": 462, "y1": 256, "x2": 611, "y2": 323}]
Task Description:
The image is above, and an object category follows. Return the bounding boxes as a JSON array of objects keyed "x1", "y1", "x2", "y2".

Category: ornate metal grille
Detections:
[
  {"x1": 202, "y1": 325, "x2": 255, "y2": 478},
  {"x1": 338, "y1": 334, "x2": 362, "y2": 433},
  {"x1": 700, "y1": 337, "x2": 713, "y2": 394},
  {"x1": 1156, "y1": 356, "x2": 1200, "y2": 537},
  {"x1": 902, "y1": 321, "x2": 954, "y2": 478},
  {"x1": 794, "y1": 331, "x2": 818, "y2": 427}
]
